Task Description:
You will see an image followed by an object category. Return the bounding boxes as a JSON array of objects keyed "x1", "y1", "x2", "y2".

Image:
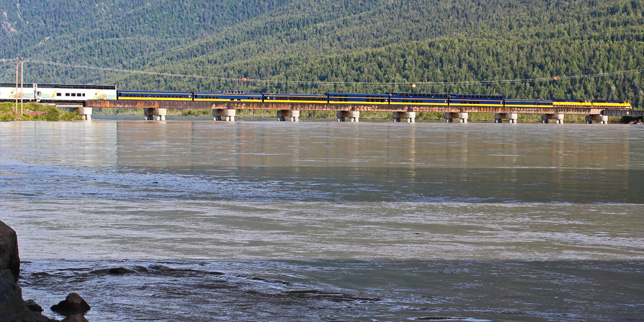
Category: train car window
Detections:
[
  {"x1": 65, "y1": 93, "x2": 70, "y2": 96},
  {"x1": 57, "y1": 93, "x2": 61, "y2": 96}
]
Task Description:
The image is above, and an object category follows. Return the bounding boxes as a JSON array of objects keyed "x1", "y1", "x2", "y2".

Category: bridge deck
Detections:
[{"x1": 85, "y1": 99, "x2": 619, "y2": 115}]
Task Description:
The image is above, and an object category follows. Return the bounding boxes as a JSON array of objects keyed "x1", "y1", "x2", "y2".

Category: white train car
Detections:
[
  {"x1": 35, "y1": 84, "x2": 117, "y2": 102},
  {"x1": 0, "y1": 83, "x2": 36, "y2": 101}
]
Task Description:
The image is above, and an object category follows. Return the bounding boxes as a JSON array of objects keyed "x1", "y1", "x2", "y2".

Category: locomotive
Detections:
[{"x1": 0, "y1": 83, "x2": 632, "y2": 109}]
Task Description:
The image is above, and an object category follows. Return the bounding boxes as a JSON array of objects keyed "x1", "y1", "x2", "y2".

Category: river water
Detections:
[{"x1": 1, "y1": 118, "x2": 643, "y2": 321}]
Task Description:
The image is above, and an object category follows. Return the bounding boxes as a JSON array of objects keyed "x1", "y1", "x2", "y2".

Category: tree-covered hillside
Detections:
[{"x1": 0, "y1": 0, "x2": 642, "y2": 107}]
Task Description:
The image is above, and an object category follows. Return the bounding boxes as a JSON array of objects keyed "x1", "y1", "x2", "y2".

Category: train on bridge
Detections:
[{"x1": 0, "y1": 83, "x2": 632, "y2": 109}]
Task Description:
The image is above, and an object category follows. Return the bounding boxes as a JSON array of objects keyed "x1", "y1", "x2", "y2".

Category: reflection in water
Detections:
[
  {"x1": 110, "y1": 122, "x2": 639, "y2": 204},
  {"x1": 113, "y1": 122, "x2": 633, "y2": 170},
  {"x1": 1, "y1": 121, "x2": 118, "y2": 167}
]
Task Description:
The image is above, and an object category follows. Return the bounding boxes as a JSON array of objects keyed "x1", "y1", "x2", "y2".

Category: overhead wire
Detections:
[{"x1": 2, "y1": 58, "x2": 643, "y2": 87}]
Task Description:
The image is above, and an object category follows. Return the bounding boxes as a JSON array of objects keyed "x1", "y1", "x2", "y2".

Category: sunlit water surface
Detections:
[{"x1": 1, "y1": 119, "x2": 643, "y2": 321}]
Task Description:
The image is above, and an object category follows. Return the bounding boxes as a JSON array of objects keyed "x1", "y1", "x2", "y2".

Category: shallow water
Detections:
[{"x1": 1, "y1": 119, "x2": 643, "y2": 321}]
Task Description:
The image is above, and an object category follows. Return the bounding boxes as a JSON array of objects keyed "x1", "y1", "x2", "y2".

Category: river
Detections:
[{"x1": 1, "y1": 118, "x2": 643, "y2": 321}]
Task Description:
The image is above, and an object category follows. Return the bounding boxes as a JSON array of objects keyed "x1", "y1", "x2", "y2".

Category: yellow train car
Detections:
[
  {"x1": 591, "y1": 100, "x2": 632, "y2": 109},
  {"x1": 552, "y1": 99, "x2": 593, "y2": 108}
]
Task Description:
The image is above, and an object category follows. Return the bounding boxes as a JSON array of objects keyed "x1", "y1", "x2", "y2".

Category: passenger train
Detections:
[{"x1": 0, "y1": 83, "x2": 632, "y2": 109}]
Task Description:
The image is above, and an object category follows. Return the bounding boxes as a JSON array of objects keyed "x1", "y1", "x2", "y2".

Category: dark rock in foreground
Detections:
[
  {"x1": 0, "y1": 277, "x2": 25, "y2": 321},
  {"x1": 1, "y1": 220, "x2": 85, "y2": 322},
  {"x1": 0, "y1": 221, "x2": 20, "y2": 284},
  {"x1": 25, "y1": 300, "x2": 44, "y2": 313},
  {"x1": 24, "y1": 299, "x2": 59, "y2": 322},
  {"x1": 51, "y1": 293, "x2": 91, "y2": 316},
  {"x1": 24, "y1": 301, "x2": 59, "y2": 322},
  {"x1": 0, "y1": 221, "x2": 25, "y2": 321}
]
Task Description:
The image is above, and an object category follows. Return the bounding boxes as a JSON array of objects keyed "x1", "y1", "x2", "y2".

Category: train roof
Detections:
[
  {"x1": 0, "y1": 83, "x2": 36, "y2": 87},
  {"x1": 327, "y1": 92, "x2": 389, "y2": 96},
  {"x1": 195, "y1": 91, "x2": 262, "y2": 95},
  {"x1": 0, "y1": 83, "x2": 116, "y2": 89},
  {"x1": 263, "y1": 93, "x2": 327, "y2": 96},
  {"x1": 505, "y1": 98, "x2": 553, "y2": 101},
  {"x1": 449, "y1": 93, "x2": 504, "y2": 99},
  {"x1": 388, "y1": 92, "x2": 504, "y2": 99},
  {"x1": 388, "y1": 92, "x2": 450, "y2": 98},
  {"x1": 37, "y1": 83, "x2": 116, "y2": 89},
  {"x1": 118, "y1": 90, "x2": 190, "y2": 93}
]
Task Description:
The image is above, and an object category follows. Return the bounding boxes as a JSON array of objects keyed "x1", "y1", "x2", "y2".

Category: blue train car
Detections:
[
  {"x1": 389, "y1": 92, "x2": 448, "y2": 106},
  {"x1": 504, "y1": 99, "x2": 554, "y2": 108},
  {"x1": 118, "y1": 90, "x2": 192, "y2": 101},
  {"x1": 448, "y1": 94, "x2": 504, "y2": 108},
  {"x1": 263, "y1": 93, "x2": 328, "y2": 103},
  {"x1": 194, "y1": 90, "x2": 262, "y2": 102},
  {"x1": 328, "y1": 93, "x2": 389, "y2": 104}
]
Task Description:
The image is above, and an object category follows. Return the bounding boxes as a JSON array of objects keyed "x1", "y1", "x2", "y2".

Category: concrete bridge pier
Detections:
[
  {"x1": 75, "y1": 107, "x2": 93, "y2": 120},
  {"x1": 585, "y1": 114, "x2": 608, "y2": 124},
  {"x1": 444, "y1": 112, "x2": 469, "y2": 123},
  {"x1": 277, "y1": 110, "x2": 300, "y2": 122},
  {"x1": 392, "y1": 111, "x2": 416, "y2": 123},
  {"x1": 541, "y1": 114, "x2": 565, "y2": 124},
  {"x1": 337, "y1": 111, "x2": 360, "y2": 122},
  {"x1": 213, "y1": 109, "x2": 236, "y2": 122},
  {"x1": 495, "y1": 113, "x2": 518, "y2": 124},
  {"x1": 144, "y1": 108, "x2": 167, "y2": 121},
  {"x1": 58, "y1": 105, "x2": 93, "y2": 120},
  {"x1": 60, "y1": 106, "x2": 93, "y2": 121}
]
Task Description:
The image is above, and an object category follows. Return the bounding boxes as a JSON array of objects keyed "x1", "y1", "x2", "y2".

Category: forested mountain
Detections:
[{"x1": 0, "y1": 0, "x2": 642, "y2": 107}]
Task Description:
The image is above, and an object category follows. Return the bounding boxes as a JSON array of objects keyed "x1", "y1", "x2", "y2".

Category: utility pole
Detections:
[
  {"x1": 13, "y1": 58, "x2": 26, "y2": 116},
  {"x1": 20, "y1": 58, "x2": 24, "y2": 116},
  {"x1": 14, "y1": 58, "x2": 18, "y2": 114}
]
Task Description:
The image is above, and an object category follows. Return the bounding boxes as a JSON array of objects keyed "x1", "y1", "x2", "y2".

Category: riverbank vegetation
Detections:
[{"x1": 0, "y1": 102, "x2": 82, "y2": 121}]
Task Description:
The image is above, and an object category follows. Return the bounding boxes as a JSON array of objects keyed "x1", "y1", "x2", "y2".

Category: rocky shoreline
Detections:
[{"x1": 0, "y1": 221, "x2": 90, "y2": 322}]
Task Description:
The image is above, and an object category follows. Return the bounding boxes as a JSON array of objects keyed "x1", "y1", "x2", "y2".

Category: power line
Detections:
[{"x1": 3, "y1": 58, "x2": 643, "y2": 87}]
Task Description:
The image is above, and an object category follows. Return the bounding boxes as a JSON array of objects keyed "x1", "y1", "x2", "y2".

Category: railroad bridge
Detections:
[{"x1": 79, "y1": 99, "x2": 642, "y2": 123}]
